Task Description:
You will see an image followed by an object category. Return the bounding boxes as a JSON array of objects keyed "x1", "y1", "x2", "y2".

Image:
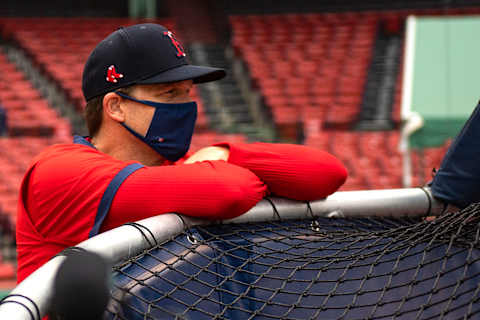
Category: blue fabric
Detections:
[
  {"x1": 73, "y1": 135, "x2": 96, "y2": 148},
  {"x1": 109, "y1": 231, "x2": 223, "y2": 319},
  {"x1": 0, "y1": 105, "x2": 7, "y2": 136},
  {"x1": 88, "y1": 163, "x2": 144, "y2": 238},
  {"x1": 106, "y1": 220, "x2": 480, "y2": 320},
  {"x1": 116, "y1": 92, "x2": 197, "y2": 162},
  {"x1": 72, "y1": 136, "x2": 144, "y2": 237},
  {"x1": 431, "y1": 102, "x2": 480, "y2": 208}
]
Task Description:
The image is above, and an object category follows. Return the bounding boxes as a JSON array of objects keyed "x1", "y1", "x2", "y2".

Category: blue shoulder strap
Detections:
[
  {"x1": 89, "y1": 163, "x2": 144, "y2": 238},
  {"x1": 72, "y1": 136, "x2": 144, "y2": 237},
  {"x1": 73, "y1": 135, "x2": 96, "y2": 148}
]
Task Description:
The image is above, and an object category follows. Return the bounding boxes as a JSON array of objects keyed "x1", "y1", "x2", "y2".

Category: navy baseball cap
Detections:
[{"x1": 82, "y1": 23, "x2": 226, "y2": 101}]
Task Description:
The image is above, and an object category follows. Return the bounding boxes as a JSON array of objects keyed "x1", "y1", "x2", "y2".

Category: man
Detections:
[{"x1": 16, "y1": 23, "x2": 348, "y2": 283}]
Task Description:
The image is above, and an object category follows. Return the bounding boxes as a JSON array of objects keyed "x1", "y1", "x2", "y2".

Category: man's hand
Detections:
[{"x1": 184, "y1": 146, "x2": 230, "y2": 164}]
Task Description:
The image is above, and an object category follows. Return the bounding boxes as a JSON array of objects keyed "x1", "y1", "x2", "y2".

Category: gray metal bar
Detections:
[
  {"x1": 0, "y1": 256, "x2": 66, "y2": 320},
  {"x1": 310, "y1": 187, "x2": 444, "y2": 218},
  {"x1": 223, "y1": 187, "x2": 444, "y2": 223},
  {"x1": 0, "y1": 188, "x2": 446, "y2": 319},
  {"x1": 0, "y1": 214, "x2": 191, "y2": 320}
]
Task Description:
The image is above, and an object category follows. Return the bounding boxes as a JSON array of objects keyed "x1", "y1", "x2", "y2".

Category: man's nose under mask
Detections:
[{"x1": 115, "y1": 91, "x2": 197, "y2": 162}]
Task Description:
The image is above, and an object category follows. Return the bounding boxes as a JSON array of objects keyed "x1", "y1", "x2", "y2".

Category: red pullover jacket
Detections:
[{"x1": 16, "y1": 136, "x2": 347, "y2": 283}]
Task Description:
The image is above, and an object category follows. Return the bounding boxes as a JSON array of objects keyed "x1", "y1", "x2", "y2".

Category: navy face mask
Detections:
[{"x1": 116, "y1": 91, "x2": 197, "y2": 162}]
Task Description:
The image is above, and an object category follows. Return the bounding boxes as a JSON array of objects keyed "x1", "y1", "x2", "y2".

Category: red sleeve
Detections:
[
  {"x1": 104, "y1": 160, "x2": 267, "y2": 230},
  {"x1": 213, "y1": 142, "x2": 348, "y2": 201}
]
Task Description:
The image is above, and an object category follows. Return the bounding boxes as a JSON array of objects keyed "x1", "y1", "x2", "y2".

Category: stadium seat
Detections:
[
  {"x1": 229, "y1": 8, "x2": 473, "y2": 190},
  {"x1": 230, "y1": 12, "x2": 377, "y2": 136},
  {"x1": 0, "y1": 18, "x2": 222, "y2": 133}
]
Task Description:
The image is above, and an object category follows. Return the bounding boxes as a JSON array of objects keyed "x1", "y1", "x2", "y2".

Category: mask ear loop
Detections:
[
  {"x1": 115, "y1": 91, "x2": 137, "y2": 102},
  {"x1": 114, "y1": 91, "x2": 155, "y2": 144}
]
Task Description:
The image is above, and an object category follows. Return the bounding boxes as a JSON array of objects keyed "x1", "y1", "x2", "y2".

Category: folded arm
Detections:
[
  {"x1": 105, "y1": 160, "x2": 267, "y2": 230},
  {"x1": 213, "y1": 142, "x2": 348, "y2": 201}
]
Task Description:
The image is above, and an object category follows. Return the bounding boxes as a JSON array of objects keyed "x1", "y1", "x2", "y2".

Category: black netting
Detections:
[{"x1": 106, "y1": 204, "x2": 480, "y2": 320}]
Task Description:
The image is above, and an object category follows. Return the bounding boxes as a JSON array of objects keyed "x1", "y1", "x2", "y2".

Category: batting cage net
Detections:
[{"x1": 106, "y1": 204, "x2": 480, "y2": 320}]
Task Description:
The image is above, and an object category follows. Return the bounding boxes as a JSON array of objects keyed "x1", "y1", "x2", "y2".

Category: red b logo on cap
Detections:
[
  {"x1": 163, "y1": 31, "x2": 186, "y2": 58},
  {"x1": 106, "y1": 65, "x2": 123, "y2": 83}
]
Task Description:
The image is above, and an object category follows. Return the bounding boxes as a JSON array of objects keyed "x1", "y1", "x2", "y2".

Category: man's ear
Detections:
[{"x1": 103, "y1": 92, "x2": 126, "y2": 123}]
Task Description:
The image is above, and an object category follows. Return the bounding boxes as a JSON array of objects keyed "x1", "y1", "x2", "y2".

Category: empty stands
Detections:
[
  {"x1": 0, "y1": 136, "x2": 71, "y2": 279},
  {"x1": 190, "y1": 131, "x2": 247, "y2": 152},
  {"x1": 0, "y1": 18, "x2": 174, "y2": 109},
  {"x1": 230, "y1": 8, "x2": 480, "y2": 190},
  {"x1": 0, "y1": 51, "x2": 72, "y2": 279},
  {"x1": 0, "y1": 54, "x2": 71, "y2": 138},
  {"x1": 0, "y1": 18, "x2": 217, "y2": 133},
  {"x1": 0, "y1": 52, "x2": 72, "y2": 224},
  {"x1": 230, "y1": 12, "x2": 401, "y2": 190},
  {"x1": 0, "y1": 136, "x2": 71, "y2": 221},
  {"x1": 231, "y1": 12, "x2": 377, "y2": 137}
]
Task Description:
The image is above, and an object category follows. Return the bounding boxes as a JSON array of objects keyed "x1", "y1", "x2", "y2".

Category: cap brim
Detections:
[{"x1": 138, "y1": 64, "x2": 226, "y2": 85}]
